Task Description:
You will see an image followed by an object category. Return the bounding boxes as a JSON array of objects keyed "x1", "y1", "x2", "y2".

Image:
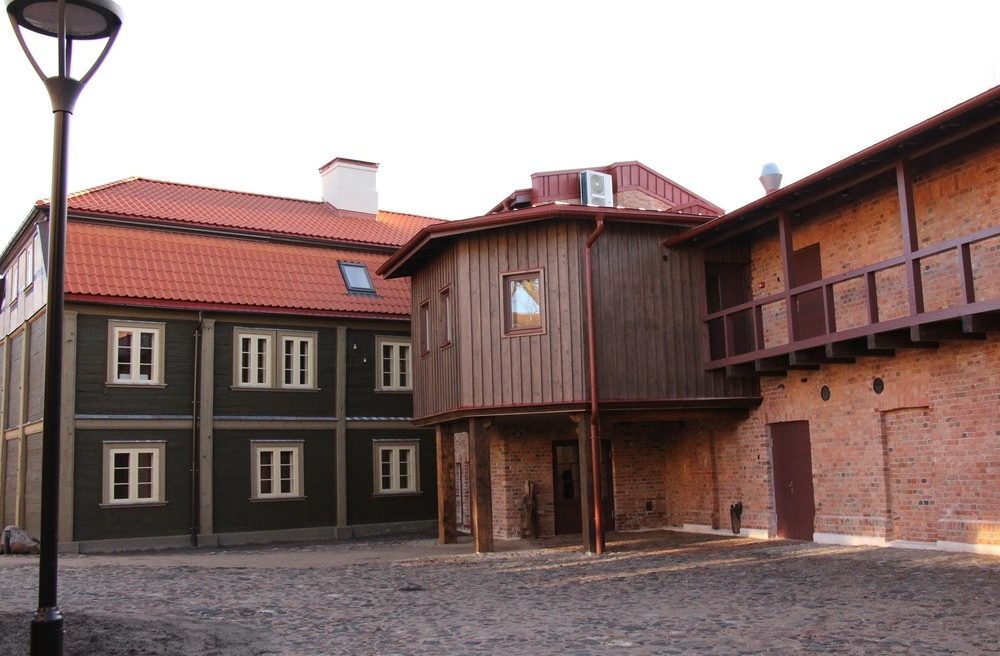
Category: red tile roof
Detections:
[
  {"x1": 65, "y1": 222, "x2": 411, "y2": 318},
  {"x1": 61, "y1": 178, "x2": 444, "y2": 248}
]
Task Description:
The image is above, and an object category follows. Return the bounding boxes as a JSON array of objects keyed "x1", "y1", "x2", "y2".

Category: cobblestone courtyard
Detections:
[{"x1": 2, "y1": 531, "x2": 998, "y2": 655}]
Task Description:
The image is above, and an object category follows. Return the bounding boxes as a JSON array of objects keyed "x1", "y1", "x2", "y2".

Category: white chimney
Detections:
[
  {"x1": 759, "y1": 163, "x2": 783, "y2": 195},
  {"x1": 319, "y1": 157, "x2": 379, "y2": 215}
]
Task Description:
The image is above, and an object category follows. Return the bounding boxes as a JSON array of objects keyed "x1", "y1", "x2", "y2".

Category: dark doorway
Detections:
[
  {"x1": 791, "y1": 243, "x2": 825, "y2": 340},
  {"x1": 771, "y1": 421, "x2": 816, "y2": 541},
  {"x1": 553, "y1": 441, "x2": 582, "y2": 534},
  {"x1": 706, "y1": 262, "x2": 752, "y2": 359},
  {"x1": 553, "y1": 440, "x2": 615, "y2": 535}
]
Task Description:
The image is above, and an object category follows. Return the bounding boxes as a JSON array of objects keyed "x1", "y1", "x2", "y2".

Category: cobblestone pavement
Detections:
[{"x1": 2, "y1": 531, "x2": 999, "y2": 655}]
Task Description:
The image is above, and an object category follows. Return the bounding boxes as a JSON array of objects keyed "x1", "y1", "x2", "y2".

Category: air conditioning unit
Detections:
[{"x1": 580, "y1": 170, "x2": 613, "y2": 207}]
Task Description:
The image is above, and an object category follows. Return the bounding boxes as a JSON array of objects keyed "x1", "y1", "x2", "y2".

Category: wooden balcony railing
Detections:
[{"x1": 704, "y1": 225, "x2": 1000, "y2": 373}]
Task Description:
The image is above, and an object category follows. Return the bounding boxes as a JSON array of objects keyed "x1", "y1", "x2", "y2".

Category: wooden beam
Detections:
[
  {"x1": 963, "y1": 312, "x2": 1000, "y2": 334},
  {"x1": 826, "y1": 339, "x2": 894, "y2": 359},
  {"x1": 912, "y1": 321, "x2": 986, "y2": 342},
  {"x1": 778, "y1": 213, "x2": 797, "y2": 343},
  {"x1": 575, "y1": 414, "x2": 595, "y2": 554},
  {"x1": 335, "y1": 326, "x2": 348, "y2": 529},
  {"x1": 755, "y1": 357, "x2": 790, "y2": 376},
  {"x1": 57, "y1": 311, "x2": 78, "y2": 544},
  {"x1": 436, "y1": 425, "x2": 457, "y2": 544},
  {"x1": 788, "y1": 348, "x2": 853, "y2": 367},
  {"x1": 869, "y1": 330, "x2": 938, "y2": 350},
  {"x1": 896, "y1": 161, "x2": 925, "y2": 316},
  {"x1": 468, "y1": 417, "x2": 493, "y2": 553},
  {"x1": 198, "y1": 318, "x2": 216, "y2": 542}
]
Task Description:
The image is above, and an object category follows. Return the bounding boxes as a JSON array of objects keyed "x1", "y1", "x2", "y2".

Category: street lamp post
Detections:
[{"x1": 4, "y1": 1, "x2": 122, "y2": 654}]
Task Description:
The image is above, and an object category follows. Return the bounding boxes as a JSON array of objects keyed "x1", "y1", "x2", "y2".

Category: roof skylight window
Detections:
[{"x1": 339, "y1": 262, "x2": 376, "y2": 294}]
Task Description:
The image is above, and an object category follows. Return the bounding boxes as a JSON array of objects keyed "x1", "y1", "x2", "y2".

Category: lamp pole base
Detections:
[{"x1": 30, "y1": 606, "x2": 64, "y2": 656}]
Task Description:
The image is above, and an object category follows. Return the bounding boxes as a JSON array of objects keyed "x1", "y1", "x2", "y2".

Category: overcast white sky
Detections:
[{"x1": 1, "y1": 1, "x2": 998, "y2": 246}]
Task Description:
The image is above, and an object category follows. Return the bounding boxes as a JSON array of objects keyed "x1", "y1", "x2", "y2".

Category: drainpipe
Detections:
[
  {"x1": 584, "y1": 216, "x2": 606, "y2": 555},
  {"x1": 190, "y1": 312, "x2": 202, "y2": 545}
]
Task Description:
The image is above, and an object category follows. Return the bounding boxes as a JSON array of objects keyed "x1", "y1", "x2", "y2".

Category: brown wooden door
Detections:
[
  {"x1": 791, "y1": 244, "x2": 825, "y2": 340},
  {"x1": 553, "y1": 441, "x2": 582, "y2": 534},
  {"x1": 771, "y1": 421, "x2": 816, "y2": 541}
]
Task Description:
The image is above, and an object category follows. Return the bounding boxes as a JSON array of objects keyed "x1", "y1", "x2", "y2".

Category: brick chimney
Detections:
[{"x1": 319, "y1": 157, "x2": 379, "y2": 215}]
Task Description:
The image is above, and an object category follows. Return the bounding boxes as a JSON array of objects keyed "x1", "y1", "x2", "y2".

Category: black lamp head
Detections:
[{"x1": 5, "y1": 0, "x2": 122, "y2": 40}]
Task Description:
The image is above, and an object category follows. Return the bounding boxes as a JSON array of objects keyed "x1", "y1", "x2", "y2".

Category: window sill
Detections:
[
  {"x1": 373, "y1": 491, "x2": 422, "y2": 498},
  {"x1": 99, "y1": 501, "x2": 168, "y2": 509},
  {"x1": 249, "y1": 495, "x2": 307, "y2": 503},
  {"x1": 230, "y1": 386, "x2": 321, "y2": 392},
  {"x1": 374, "y1": 388, "x2": 413, "y2": 394},
  {"x1": 105, "y1": 382, "x2": 167, "y2": 389},
  {"x1": 502, "y1": 328, "x2": 546, "y2": 338}
]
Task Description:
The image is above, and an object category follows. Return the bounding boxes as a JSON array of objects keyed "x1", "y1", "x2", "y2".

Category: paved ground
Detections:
[{"x1": 2, "y1": 530, "x2": 999, "y2": 655}]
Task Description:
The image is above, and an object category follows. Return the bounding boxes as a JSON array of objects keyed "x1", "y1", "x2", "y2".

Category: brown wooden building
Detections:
[
  {"x1": 383, "y1": 88, "x2": 1000, "y2": 556},
  {"x1": 379, "y1": 162, "x2": 759, "y2": 552}
]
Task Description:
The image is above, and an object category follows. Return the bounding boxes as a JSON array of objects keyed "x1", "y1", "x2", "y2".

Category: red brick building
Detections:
[{"x1": 382, "y1": 88, "x2": 1000, "y2": 556}]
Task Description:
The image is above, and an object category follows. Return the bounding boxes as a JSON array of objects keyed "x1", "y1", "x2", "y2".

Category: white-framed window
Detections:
[
  {"x1": 374, "y1": 441, "x2": 419, "y2": 494},
  {"x1": 107, "y1": 320, "x2": 165, "y2": 385},
  {"x1": 21, "y1": 243, "x2": 33, "y2": 291},
  {"x1": 101, "y1": 441, "x2": 166, "y2": 505},
  {"x1": 251, "y1": 441, "x2": 304, "y2": 499},
  {"x1": 237, "y1": 331, "x2": 272, "y2": 388},
  {"x1": 233, "y1": 328, "x2": 317, "y2": 390},
  {"x1": 281, "y1": 334, "x2": 315, "y2": 388},
  {"x1": 376, "y1": 336, "x2": 412, "y2": 391}
]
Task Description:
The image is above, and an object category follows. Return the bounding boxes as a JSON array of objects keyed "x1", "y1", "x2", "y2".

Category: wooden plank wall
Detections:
[
  {"x1": 456, "y1": 220, "x2": 588, "y2": 409},
  {"x1": 592, "y1": 223, "x2": 755, "y2": 400},
  {"x1": 411, "y1": 249, "x2": 460, "y2": 419}
]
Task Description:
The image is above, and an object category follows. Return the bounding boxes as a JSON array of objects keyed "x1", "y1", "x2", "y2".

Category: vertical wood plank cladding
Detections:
[
  {"x1": 26, "y1": 316, "x2": 45, "y2": 422},
  {"x1": 58, "y1": 311, "x2": 78, "y2": 543},
  {"x1": 412, "y1": 249, "x2": 459, "y2": 419},
  {"x1": 6, "y1": 332, "x2": 23, "y2": 428},
  {"x1": 594, "y1": 223, "x2": 753, "y2": 401},
  {"x1": 0, "y1": 340, "x2": 7, "y2": 524},
  {"x1": 456, "y1": 242, "x2": 474, "y2": 412}
]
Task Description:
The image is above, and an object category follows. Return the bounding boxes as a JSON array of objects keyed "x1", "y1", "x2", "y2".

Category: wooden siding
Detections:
[
  {"x1": 213, "y1": 323, "x2": 338, "y2": 419},
  {"x1": 75, "y1": 314, "x2": 197, "y2": 417},
  {"x1": 346, "y1": 429, "x2": 437, "y2": 525},
  {"x1": 73, "y1": 429, "x2": 192, "y2": 542},
  {"x1": 212, "y1": 429, "x2": 336, "y2": 534},
  {"x1": 24, "y1": 434, "x2": 41, "y2": 537},
  {"x1": 3, "y1": 440, "x2": 16, "y2": 526},
  {"x1": 594, "y1": 223, "x2": 756, "y2": 400},
  {"x1": 410, "y1": 249, "x2": 459, "y2": 419},
  {"x1": 456, "y1": 219, "x2": 589, "y2": 410},
  {"x1": 5, "y1": 332, "x2": 23, "y2": 428},
  {"x1": 26, "y1": 317, "x2": 45, "y2": 422},
  {"x1": 345, "y1": 329, "x2": 413, "y2": 418}
]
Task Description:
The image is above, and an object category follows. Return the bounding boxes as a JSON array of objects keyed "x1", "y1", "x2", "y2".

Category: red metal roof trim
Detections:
[
  {"x1": 664, "y1": 85, "x2": 1000, "y2": 248},
  {"x1": 378, "y1": 204, "x2": 710, "y2": 279},
  {"x1": 58, "y1": 177, "x2": 444, "y2": 248},
  {"x1": 66, "y1": 222, "x2": 412, "y2": 316}
]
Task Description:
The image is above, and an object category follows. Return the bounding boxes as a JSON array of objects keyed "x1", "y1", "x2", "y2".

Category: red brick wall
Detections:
[
  {"x1": 609, "y1": 423, "x2": 669, "y2": 530},
  {"x1": 488, "y1": 423, "x2": 567, "y2": 539}
]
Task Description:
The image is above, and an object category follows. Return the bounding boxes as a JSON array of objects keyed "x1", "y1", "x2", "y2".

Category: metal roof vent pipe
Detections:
[{"x1": 759, "y1": 163, "x2": 783, "y2": 195}]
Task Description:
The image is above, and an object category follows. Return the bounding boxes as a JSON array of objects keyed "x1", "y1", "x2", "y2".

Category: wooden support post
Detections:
[
  {"x1": 197, "y1": 318, "x2": 215, "y2": 542},
  {"x1": 0, "y1": 334, "x2": 10, "y2": 525},
  {"x1": 57, "y1": 311, "x2": 77, "y2": 544},
  {"x1": 778, "y1": 213, "x2": 797, "y2": 342},
  {"x1": 575, "y1": 413, "x2": 595, "y2": 553},
  {"x1": 436, "y1": 424, "x2": 457, "y2": 544},
  {"x1": 864, "y1": 271, "x2": 880, "y2": 325},
  {"x1": 896, "y1": 161, "x2": 924, "y2": 315},
  {"x1": 335, "y1": 326, "x2": 348, "y2": 529},
  {"x1": 959, "y1": 243, "x2": 976, "y2": 304},
  {"x1": 468, "y1": 417, "x2": 493, "y2": 553}
]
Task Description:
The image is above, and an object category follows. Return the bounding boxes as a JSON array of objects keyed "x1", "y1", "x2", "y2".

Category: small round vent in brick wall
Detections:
[
  {"x1": 873, "y1": 377, "x2": 885, "y2": 394},
  {"x1": 820, "y1": 385, "x2": 831, "y2": 401}
]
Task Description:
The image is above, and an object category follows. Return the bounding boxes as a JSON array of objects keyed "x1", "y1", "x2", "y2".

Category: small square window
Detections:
[
  {"x1": 252, "y1": 441, "x2": 304, "y2": 500},
  {"x1": 101, "y1": 441, "x2": 166, "y2": 505},
  {"x1": 418, "y1": 301, "x2": 431, "y2": 356},
  {"x1": 339, "y1": 262, "x2": 375, "y2": 294},
  {"x1": 374, "y1": 441, "x2": 420, "y2": 494},
  {"x1": 502, "y1": 270, "x2": 544, "y2": 335},
  {"x1": 107, "y1": 321, "x2": 166, "y2": 385}
]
